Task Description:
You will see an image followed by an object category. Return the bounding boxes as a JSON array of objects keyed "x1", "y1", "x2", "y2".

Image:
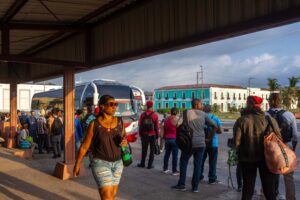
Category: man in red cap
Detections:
[
  {"x1": 137, "y1": 100, "x2": 160, "y2": 169},
  {"x1": 233, "y1": 95, "x2": 280, "y2": 200}
]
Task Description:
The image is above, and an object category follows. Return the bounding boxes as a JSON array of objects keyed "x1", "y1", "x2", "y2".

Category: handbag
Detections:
[
  {"x1": 176, "y1": 110, "x2": 193, "y2": 154},
  {"x1": 264, "y1": 116, "x2": 297, "y2": 174},
  {"x1": 154, "y1": 139, "x2": 160, "y2": 155}
]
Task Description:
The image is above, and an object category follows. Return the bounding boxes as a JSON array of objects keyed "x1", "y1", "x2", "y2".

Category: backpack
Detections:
[
  {"x1": 20, "y1": 115, "x2": 28, "y2": 125},
  {"x1": 204, "y1": 115, "x2": 216, "y2": 147},
  {"x1": 37, "y1": 117, "x2": 46, "y2": 134},
  {"x1": 52, "y1": 118, "x2": 63, "y2": 135},
  {"x1": 141, "y1": 112, "x2": 155, "y2": 132},
  {"x1": 176, "y1": 110, "x2": 193, "y2": 154},
  {"x1": 268, "y1": 109, "x2": 293, "y2": 143}
]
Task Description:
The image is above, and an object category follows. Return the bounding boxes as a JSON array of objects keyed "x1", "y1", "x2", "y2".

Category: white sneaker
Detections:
[
  {"x1": 163, "y1": 169, "x2": 170, "y2": 174},
  {"x1": 276, "y1": 194, "x2": 286, "y2": 200}
]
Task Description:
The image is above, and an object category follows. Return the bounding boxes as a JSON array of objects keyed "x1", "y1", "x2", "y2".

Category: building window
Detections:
[
  {"x1": 214, "y1": 92, "x2": 217, "y2": 100},
  {"x1": 158, "y1": 103, "x2": 161, "y2": 109},
  {"x1": 182, "y1": 92, "x2": 186, "y2": 99},
  {"x1": 182, "y1": 103, "x2": 186, "y2": 109},
  {"x1": 158, "y1": 93, "x2": 161, "y2": 99},
  {"x1": 173, "y1": 93, "x2": 177, "y2": 100},
  {"x1": 244, "y1": 94, "x2": 246, "y2": 100},
  {"x1": 166, "y1": 103, "x2": 169, "y2": 108},
  {"x1": 233, "y1": 93, "x2": 236, "y2": 100},
  {"x1": 192, "y1": 92, "x2": 195, "y2": 99},
  {"x1": 174, "y1": 103, "x2": 177, "y2": 108},
  {"x1": 165, "y1": 93, "x2": 169, "y2": 100},
  {"x1": 221, "y1": 103, "x2": 224, "y2": 112},
  {"x1": 227, "y1": 103, "x2": 231, "y2": 110},
  {"x1": 238, "y1": 93, "x2": 241, "y2": 100},
  {"x1": 227, "y1": 92, "x2": 230, "y2": 100},
  {"x1": 221, "y1": 92, "x2": 224, "y2": 100},
  {"x1": 266, "y1": 103, "x2": 268, "y2": 110}
]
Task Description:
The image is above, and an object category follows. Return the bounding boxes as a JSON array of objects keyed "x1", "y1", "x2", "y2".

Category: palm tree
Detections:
[
  {"x1": 282, "y1": 77, "x2": 300, "y2": 109},
  {"x1": 267, "y1": 78, "x2": 280, "y2": 91}
]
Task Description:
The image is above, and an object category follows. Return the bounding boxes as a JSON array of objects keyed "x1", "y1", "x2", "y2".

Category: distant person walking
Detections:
[
  {"x1": 266, "y1": 93, "x2": 299, "y2": 200},
  {"x1": 50, "y1": 108, "x2": 63, "y2": 158},
  {"x1": 75, "y1": 114, "x2": 83, "y2": 152},
  {"x1": 37, "y1": 109, "x2": 48, "y2": 154},
  {"x1": 172, "y1": 98, "x2": 217, "y2": 192},
  {"x1": 74, "y1": 95, "x2": 127, "y2": 200},
  {"x1": 200, "y1": 104, "x2": 222, "y2": 184},
  {"x1": 233, "y1": 96, "x2": 280, "y2": 200},
  {"x1": 163, "y1": 107, "x2": 180, "y2": 175},
  {"x1": 28, "y1": 111, "x2": 38, "y2": 143},
  {"x1": 137, "y1": 100, "x2": 160, "y2": 169}
]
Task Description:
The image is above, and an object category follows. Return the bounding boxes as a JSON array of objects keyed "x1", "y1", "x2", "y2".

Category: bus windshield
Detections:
[{"x1": 114, "y1": 102, "x2": 135, "y2": 117}]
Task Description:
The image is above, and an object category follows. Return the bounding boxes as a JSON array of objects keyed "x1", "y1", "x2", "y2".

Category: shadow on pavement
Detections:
[{"x1": 0, "y1": 172, "x2": 69, "y2": 200}]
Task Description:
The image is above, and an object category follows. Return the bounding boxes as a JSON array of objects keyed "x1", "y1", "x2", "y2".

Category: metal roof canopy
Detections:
[{"x1": 0, "y1": 0, "x2": 300, "y2": 83}]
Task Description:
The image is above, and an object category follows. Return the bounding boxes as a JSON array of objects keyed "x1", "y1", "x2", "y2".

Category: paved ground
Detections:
[
  {"x1": 0, "y1": 145, "x2": 241, "y2": 200},
  {"x1": 0, "y1": 119, "x2": 299, "y2": 200}
]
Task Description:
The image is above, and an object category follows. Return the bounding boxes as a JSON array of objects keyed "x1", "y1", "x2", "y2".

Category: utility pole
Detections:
[
  {"x1": 197, "y1": 66, "x2": 204, "y2": 99},
  {"x1": 248, "y1": 77, "x2": 255, "y2": 96}
]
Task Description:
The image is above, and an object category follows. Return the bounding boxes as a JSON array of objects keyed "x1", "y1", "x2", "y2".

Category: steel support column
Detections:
[
  {"x1": 53, "y1": 67, "x2": 86, "y2": 180},
  {"x1": 7, "y1": 82, "x2": 17, "y2": 148}
]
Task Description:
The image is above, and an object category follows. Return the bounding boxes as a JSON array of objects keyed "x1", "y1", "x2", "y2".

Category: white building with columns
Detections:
[
  {"x1": 210, "y1": 86, "x2": 271, "y2": 112},
  {"x1": 0, "y1": 83, "x2": 61, "y2": 112}
]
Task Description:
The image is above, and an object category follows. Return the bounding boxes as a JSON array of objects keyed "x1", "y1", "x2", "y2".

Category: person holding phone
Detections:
[{"x1": 73, "y1": 95, "x2": 127, "y2": 200}]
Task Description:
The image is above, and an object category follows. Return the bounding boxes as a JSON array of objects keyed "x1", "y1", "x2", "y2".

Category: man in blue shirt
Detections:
[{"x1": 200, "y1": 104, "x2": 222, "y2": 184}]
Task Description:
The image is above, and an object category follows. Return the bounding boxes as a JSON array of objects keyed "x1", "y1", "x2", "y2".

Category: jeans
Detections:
[
  {"x1": 177, "y1": 147, "x2": 205, "y2": 190},
  {"x1": 75, "y1": 140, "x2": 81, "y2": 152},
  {"x1": 236, "y1": 163, "x2": 243, "y2": 188},
  {"x1": 51, "y1": 135, "x2": 61, "y2": 156},
  {"x1": 37, "y1": 134, "x2": 47, "y2": 153},
  {"x1": 140, "y1": 135, "x2": 156, "y2": 167},
  {"x1": 163, "y1": 138, "x2": 179, "y2": 172},
  {"x1": 200, "y1": 147, "x2": 218, "y2": 182},
  {"x1": 275, "y1": 172, "x2": 296, "y2": 200},
  {"x1": 240, "y1": 161, "x2": 276, "y2": 200}
]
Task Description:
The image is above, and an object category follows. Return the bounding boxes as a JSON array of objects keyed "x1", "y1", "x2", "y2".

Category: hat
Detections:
[
  {"x1": 247, "y1": 96, "x2": 263, "y2": 108},
  {"x1": 95, "y1": 107, "x2": 100, "y2": 115},
  {"x1": 146, "y1": 100, "x2": 153, "y2": 108}
]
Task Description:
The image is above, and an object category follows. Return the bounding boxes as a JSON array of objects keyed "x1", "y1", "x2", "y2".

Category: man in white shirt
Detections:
[{"x1": 266, "y1": 93, "x2": 299, "y2": 200}]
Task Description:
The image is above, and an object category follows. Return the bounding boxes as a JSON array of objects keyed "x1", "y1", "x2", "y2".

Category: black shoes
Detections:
[
  {"x1": 137, "y1": 164, "x2": 145, "y2": 168},
  {"x1": 147, "y1": 166, "x2": 154, "y2": 169}
]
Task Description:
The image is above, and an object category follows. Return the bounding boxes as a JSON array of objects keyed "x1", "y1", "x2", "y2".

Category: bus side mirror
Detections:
[{"x1": 93, "y1": 92, "x2": 99, "y2": 106}]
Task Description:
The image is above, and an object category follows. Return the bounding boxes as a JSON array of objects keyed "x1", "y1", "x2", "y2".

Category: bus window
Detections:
[
  {"x1": 82, "y1": 84, "x2": 94, "y2": 107},
  {"x1": 75, "y1": 85, "x2": 85, "y2": 108}
]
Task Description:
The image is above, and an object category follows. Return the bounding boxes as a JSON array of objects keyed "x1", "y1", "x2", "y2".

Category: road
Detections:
[{"x1": 131, "y1": 119, "x2": 300, "y2": 199}]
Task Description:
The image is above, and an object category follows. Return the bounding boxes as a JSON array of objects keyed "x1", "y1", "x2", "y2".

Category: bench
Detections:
[{"x1": 13, "y1": 148, "x2": 33, "y2": 159}]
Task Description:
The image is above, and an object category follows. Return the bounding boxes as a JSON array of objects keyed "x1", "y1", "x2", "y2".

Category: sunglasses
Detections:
[{"x1": 105, "y1": 102, "x2": 118, "y2": 107}]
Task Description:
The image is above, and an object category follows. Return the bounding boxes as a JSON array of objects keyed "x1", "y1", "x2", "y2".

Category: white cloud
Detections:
[{"x1": 293, "y1": 55, "x2": 300, "y2": 68}]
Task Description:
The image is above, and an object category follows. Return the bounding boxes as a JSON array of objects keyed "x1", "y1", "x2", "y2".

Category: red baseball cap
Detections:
[{"x1": 146, "y1": 100, "x2": 153, "y2": 107}]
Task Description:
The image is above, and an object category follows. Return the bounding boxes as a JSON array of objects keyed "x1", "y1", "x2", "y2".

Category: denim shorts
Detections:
[{"x1": 91, "y1": 159, "x2": 124, "y2": 188}]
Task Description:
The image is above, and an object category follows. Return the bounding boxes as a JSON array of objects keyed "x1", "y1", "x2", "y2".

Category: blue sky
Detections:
[{"x1": 50, "y1": 22, "x2": 300, "y2": 91}]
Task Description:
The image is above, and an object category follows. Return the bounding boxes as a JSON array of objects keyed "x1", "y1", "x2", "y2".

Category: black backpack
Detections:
[
  {"x1": 176, "y1": 110, "x2": 193, "y2": 154},
  {"x1": 268, "y1": 109, "x2": 293, "y2": 143},
  {"x1": 141, "y1": 112, "x2": 155, "y2": 132},
  {"x1": 204, "y1": 115, "x2": 216, "y2": 147},
  {"x1": 52, "y1": 117, "x2": 63, "y2": 135}
]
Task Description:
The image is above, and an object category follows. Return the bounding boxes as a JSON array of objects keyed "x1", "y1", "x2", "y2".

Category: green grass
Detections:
[{"x1": 213, "y1": 112, "x2": 240, "y2": 120}]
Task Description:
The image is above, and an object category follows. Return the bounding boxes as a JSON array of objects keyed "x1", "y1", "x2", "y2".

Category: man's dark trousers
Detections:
[
  {"x1": 200, "y1": 147, "x2": 218, "y2": 183},
  {"x1": 177, "y1": 147, "x2": 205, "y2": 190},
  {"x1": 140, "y1": 135, "x2": 156, "y2": 167},
  {"x1": 240, "y1": 161, "x2": 276, "y2": 200}
]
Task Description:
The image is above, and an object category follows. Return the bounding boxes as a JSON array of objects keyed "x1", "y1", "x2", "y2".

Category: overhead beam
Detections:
[
  {"x1": 0, "y1": 0, "x2": 28, "y2": 23},
  {"x1": 1, "y1": 22, "x2": 84, "y2": 31},
  {"x1": 1, "y1": 27, "x2": 9, "y2": 55},
  {"x1": 21, "y1": 0, "x2": 126, "y2": 56},
  {"x1": 0, "y1": 55, "x2": 88, "y2": 68}
]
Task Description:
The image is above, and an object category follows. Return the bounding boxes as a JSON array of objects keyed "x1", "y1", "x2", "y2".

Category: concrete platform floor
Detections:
[{"x1": 0, "y1": 146, "x2": 244, "y2": 200}]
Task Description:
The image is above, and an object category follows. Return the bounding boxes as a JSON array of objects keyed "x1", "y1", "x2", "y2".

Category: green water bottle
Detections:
[{"x1": 121, "y1": 146, "x2": 132, "y2": 167}]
